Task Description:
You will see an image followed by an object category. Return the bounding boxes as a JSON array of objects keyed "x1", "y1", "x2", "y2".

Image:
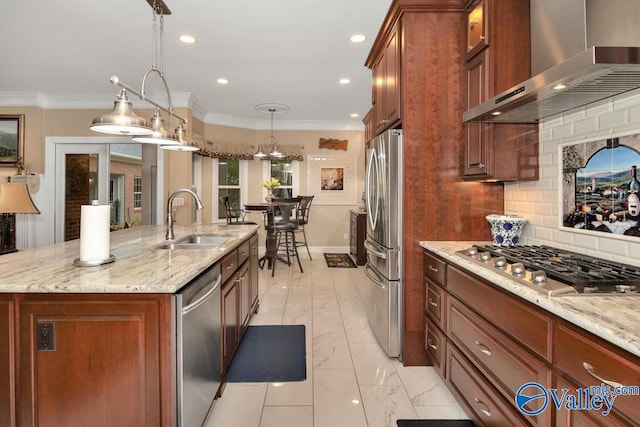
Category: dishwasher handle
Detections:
[{"x1": 182, "y1": 273, "x2": 222, "y2": 315}]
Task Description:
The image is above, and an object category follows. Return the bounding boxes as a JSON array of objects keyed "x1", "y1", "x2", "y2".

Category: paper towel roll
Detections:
[{"x1": 79, "y1": 203, "x2": 111, "y2": 262}]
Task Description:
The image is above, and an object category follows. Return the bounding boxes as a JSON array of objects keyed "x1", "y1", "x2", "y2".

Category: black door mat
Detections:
[
  {"x1": 397, "y1": 420, "x2": 475, "y2": 427},
  {"x1": 226, "y1": 325, "x2": 306, "y2": 382},
  {"x1": 323, "y1": 253, "x2": 357, "y2": 268}
]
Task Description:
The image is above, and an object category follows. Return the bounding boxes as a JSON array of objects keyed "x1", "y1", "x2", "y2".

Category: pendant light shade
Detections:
[
  {"x1": 254, "y1": 103, "x2": 288, "y2": 159},
  {"x1": 132, "y1": 109, "x2": 180, "y2": 145},
  {"x1": 90, "y1": 89, "x2": 153, "y2": 135},
  {"x1": 161, "y1": 121, "x2": 199, "y2": 151},
  {"x1": 254, "y1": 145, "x2": 267, "y2": 158}
]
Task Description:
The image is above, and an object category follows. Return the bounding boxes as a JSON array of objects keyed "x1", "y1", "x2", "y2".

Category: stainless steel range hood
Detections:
[
  {"x1": 463, "y1": 46, "x2": 640, "y2": 123},
  {"x1": 464, "y1": 0, "x2": 640, "y2": 124}
]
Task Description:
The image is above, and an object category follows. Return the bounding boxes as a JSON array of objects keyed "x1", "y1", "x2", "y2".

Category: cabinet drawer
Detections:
[
  {"x1": 448, "y1": 345, "x2": 528, "y2": 426},
  {"x1": 425, "y1": 318, "x2": 446, "y2": 377},
  {"x1": 556, "y1": 322, "x2": 640, "y2": 422},
  {"x1": 237, "y1": 240, "x2": 250, "y2": 266},
  {"x1": 448, "y1": 266, "x2": 552, "y2": 361},
  {"x1": 221, "y1": 250, "x2": 238, "y2": 284},
  {"x1": 425, "y1": 279, "x2": 446, "y2": 329},
  {"x1": 423, "y1": 251, "x2": 446, "y2": 286},
  {"x1": 449, "y1": 299, "x2": 551, "y2": 426}
]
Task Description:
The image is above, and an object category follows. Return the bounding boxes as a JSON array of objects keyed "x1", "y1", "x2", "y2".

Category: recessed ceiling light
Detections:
[
  {"x1": 553, "y1": 83, "x2": 567, "y2": 90},
  {"x1": 178, "y1": 34, "x2": 197, "y2": 44},
  {"x1": 492, "y1": 111, "x2": 502, "y2": 116},
  {"x1": 350, "y1": 113, "x2": 359, "y2": 118},
  {"x1": 216, "y1": 78, "x2": 229, "y2": 85},
  {"x1": 339, "y1": 78, "x2": 351, "y2": 85},
  {"x1": 350, "y1": 34, "x2": 366, "y2": 43}
]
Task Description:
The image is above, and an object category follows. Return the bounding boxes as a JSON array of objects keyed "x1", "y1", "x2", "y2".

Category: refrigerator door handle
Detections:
[
  {"x1": 365, "y1": 262, "x2": 388, "y2": 289},
  {"x1": 366, "y1": 147, "x2": 379, "y2": 231},
  {"x1": 364, "y1": 239, "x2": 387, "y2": 259}
]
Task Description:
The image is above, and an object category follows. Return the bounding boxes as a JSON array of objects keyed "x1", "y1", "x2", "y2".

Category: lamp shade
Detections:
[
  {"x1": 0, "y1": 182, "x2": 40, "y2": 214},
  {"x1": 161, "y1": 122, "x2": 199, "y2": 151},
  {"x1": 132, "y1": 109, "x2": 180, "y2": 145},
  {"x1": 90, "y1": 89, "x2": 153, "y2": 136}
]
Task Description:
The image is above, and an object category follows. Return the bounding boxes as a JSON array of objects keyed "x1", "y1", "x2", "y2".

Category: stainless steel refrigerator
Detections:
[{"x1": 363, "y1": 129, "x2": 402, "y2": 358}]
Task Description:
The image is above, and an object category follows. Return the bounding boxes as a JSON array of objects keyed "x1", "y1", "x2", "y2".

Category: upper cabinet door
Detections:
[{"x1": 466, "y1": 0, "x2": 487, "y2": 59}]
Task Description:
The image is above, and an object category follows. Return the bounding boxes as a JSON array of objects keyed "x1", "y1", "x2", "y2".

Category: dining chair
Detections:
[
  {"x1": 265, "y1": 197, "x2": 303, "y2": 276},
  {"x1": 219, "y1": 196, "x2": 256, "y2": 225},
  {"x1": 295, "y1": 195, "x2": 314, "y2": 259}
]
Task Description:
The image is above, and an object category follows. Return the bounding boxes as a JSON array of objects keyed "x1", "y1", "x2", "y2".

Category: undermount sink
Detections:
[{"x1": 158, "y1": 235, "x2": 232, "y2": 250}]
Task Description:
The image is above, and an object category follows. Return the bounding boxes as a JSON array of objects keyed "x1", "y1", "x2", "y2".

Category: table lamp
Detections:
[{"x1": 0, "y1": 182, "x2": 40, "y2": 253}]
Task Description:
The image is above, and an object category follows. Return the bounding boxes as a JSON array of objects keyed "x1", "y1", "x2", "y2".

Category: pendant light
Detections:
[
  {"x1": 255, "y1": 103, "x2": 288, "y2": 159},
  {"x1": 132, "y1": 108, "x2": 180, "y2": 145},
  {"x1": 90, "y1": 88, "x2": 153, "y2": 135},
  {"x1": 160, "y1": 121, "x2": 200, "y2": 151},
  {"x1": 90, "y1": 0, "x2": 190, "y2": 145}
]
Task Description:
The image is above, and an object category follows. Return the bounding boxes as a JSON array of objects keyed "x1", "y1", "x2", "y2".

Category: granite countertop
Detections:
[
  {"x1": 420, "y1": 241, "x2": 640, "y2": 358},
  {"x1": 0, "y1": 224, "x2": 259, "y2": 294}
]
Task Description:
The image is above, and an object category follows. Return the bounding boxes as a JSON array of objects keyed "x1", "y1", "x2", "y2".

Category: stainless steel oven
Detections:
[{"x1": 176, "y1": 263, "x2": 222, "y2": 427}]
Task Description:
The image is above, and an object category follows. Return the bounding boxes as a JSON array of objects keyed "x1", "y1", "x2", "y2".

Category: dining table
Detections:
[{"x1": 243, "y1": 203, "x2": 278, "y2": 269}]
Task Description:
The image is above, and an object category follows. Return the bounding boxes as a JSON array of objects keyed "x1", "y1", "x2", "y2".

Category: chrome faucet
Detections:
[{"x1": 166, "y1": 188, "x2": 204, "y2": 240}]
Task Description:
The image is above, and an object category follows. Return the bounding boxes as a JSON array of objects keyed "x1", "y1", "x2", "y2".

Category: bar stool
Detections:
[
  {"x1": 265, "y1": 197, "x2": 303, "y2": 276},
  {"x1": 295, "y1": 195, "x2": 314, "y2": 259}
]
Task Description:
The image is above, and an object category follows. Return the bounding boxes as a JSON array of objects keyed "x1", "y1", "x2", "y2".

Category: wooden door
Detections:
[
  {"x1": 18, "y1": 295, "x2": 166, "y2": 427},
  {"x1": 249, "y1": 234, "x2": 259, "y2": 314},
  {"x1": 238, "y1": 261, "x2": 251, "y2": 328}
]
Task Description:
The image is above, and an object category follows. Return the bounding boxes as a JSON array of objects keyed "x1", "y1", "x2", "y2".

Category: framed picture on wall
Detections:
[
  {"x1": 0, "y1": 114, "x2": 25, "y2": 168},
  {"x1": 307, "y1": 155, "x2": 357, "y2": 205}
]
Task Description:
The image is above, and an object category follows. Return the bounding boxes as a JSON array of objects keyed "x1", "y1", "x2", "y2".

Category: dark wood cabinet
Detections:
[
  {"x1": 556, "y1": 322, "x2": 640, "y2": 425},
  {"x1": 371, "y1": 21, "x2": 401, "y2": 135},
  {"x1": 463, "y1": 0, "x2": 539, "y2": 181},
  {"x1": 349, "y1": 210, "x2": 367, "y2": 266},
  {"x1": 0, "y1": 296, "x2": 15, "y2": 427},
  {"x1": 363, "y1": 108, "x2": 374, "y2": 143},
  {"x1": 222, "y1": 273, "x2": 240, "y2": 371},
  {"x1": 221, "y1": 236, "x2": 258, "y2": 372},
  {"x1": 424, "y1": 248, "x2": 640, "y2": 426},
  {"x1": 18, "y1": 294, "x2": 172, "y2": 427},
  {"x1": 249, "y1": 233, "x2": 259, "y2": 316}
]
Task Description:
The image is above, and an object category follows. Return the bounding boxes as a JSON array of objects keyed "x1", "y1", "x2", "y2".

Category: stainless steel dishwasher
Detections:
[{"x1": 176, "y1": 263, "x2": 222, "y2": 427}]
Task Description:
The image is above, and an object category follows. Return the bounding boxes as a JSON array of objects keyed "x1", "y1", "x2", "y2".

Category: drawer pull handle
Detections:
[
  {"x1": 428, "y1": 265, "x2": 439, "y2": 273},
  {"x1": 427, "y1": 338, "x2": 438, "y2": 351},
  {"x1": 428, "y1": 298, "x2": 438, "y2": 308},
  {"x1": 474, "y1": 397, "x2": 491, "y2": 417},
  {"x1": 475, "y1": 340, "x2": 492, "y2": 356},
  {"x1": 226, "y1": 263, "x2": 235, "y2": 270},
  {"x1": 582, "y1": 362, "x2": 625, "y2": 388}
]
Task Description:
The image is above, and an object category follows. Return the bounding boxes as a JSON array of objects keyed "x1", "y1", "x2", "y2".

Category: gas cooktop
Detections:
[{"x1": 455, "y1": 245, "x2": 640, "y2": 296}]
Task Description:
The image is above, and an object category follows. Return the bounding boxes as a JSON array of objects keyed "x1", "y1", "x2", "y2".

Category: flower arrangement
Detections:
[{"x1": 262, "y1": 177, "x2": 281, "y2": 190}]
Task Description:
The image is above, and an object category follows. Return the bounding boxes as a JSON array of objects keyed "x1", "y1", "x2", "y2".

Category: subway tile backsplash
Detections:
[{"x1": 504, "y1": 88, "x2": 640, "y2": 266}]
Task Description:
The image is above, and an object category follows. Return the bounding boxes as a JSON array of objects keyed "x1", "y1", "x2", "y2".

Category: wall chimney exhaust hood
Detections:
[{"x1": 463, "y1": 46, "x2": 640, "y2": 123}]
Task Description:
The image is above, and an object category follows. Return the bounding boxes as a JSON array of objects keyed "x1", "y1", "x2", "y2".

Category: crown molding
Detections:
[{"x1": 0, "y1": 92, "x2": 364, "y2": 131}]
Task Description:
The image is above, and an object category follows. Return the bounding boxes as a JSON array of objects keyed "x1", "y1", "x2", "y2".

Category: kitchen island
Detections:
[
  {"x1": 0, "y1": 223, "x2": 259, "y2": 427},
  {"x1": 420, "y1": 241, "x2": 640, "y2": 426}
]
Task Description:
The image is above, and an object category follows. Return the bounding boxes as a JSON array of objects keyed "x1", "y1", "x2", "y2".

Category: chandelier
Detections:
[
  {"x1": 89, "y1": 0, "x2": 198, "y2": 151},
  {"x1": 254, "y1": 104, "x2": 288, "y2": 159}
]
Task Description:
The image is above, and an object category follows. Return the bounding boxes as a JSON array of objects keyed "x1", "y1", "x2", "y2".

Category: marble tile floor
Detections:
[{"x1": 205, "y1": 255, "x2": 468, "y2": 427}]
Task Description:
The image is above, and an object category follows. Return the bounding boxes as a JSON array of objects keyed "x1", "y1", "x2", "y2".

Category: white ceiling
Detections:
[{"x1": 0, "y1": 0, "x2": 392, "y2": 130}]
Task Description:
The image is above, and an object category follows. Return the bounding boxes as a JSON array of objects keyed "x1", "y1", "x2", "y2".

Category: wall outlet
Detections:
[
  {"x1": 343, "y1": 233, "x2": 349, "y2": 240},
  {"x1": 172, "y1": 197, "x2": 185, "y2": 206}
]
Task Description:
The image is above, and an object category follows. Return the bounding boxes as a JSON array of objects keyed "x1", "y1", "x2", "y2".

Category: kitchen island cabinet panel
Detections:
[
  {"x1": 0, "y1": 297, "x2": 15, "y2": 427},
  {"x1": 18, "y1": 294, "x2": 171, "y2": 427}
]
